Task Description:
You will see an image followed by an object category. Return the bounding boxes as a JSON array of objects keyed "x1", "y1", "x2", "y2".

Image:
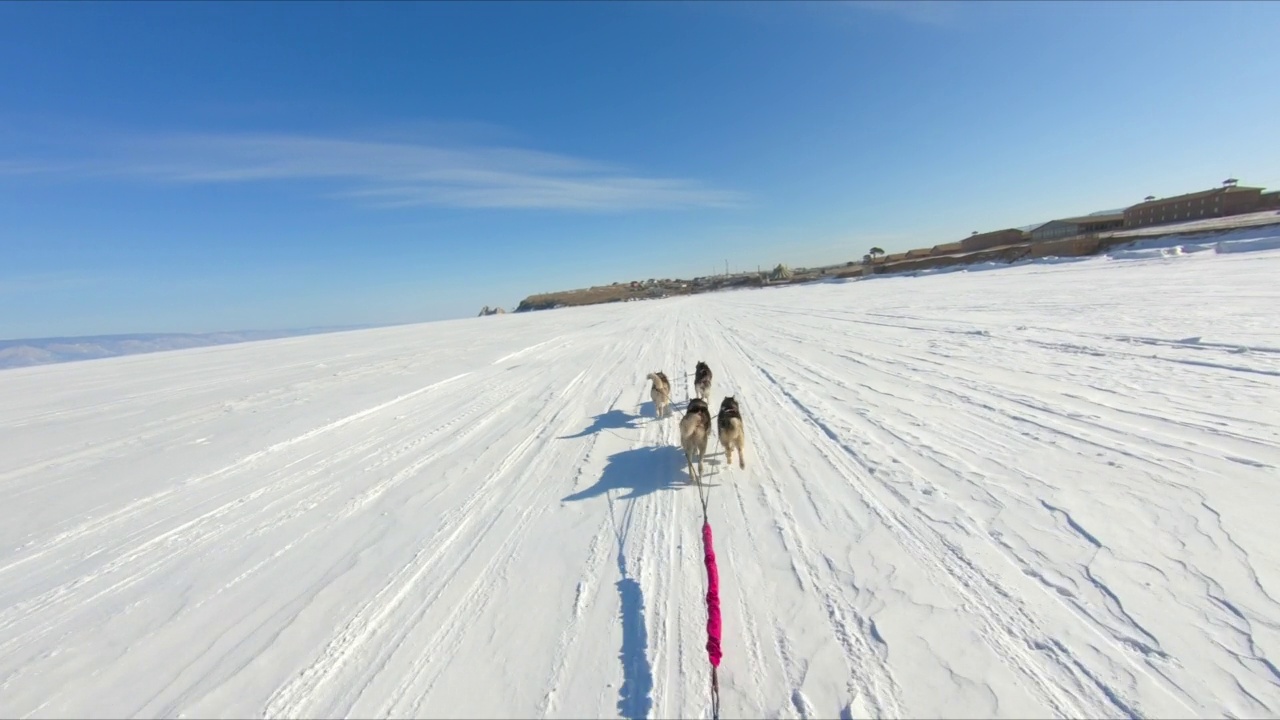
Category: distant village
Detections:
[{"x1": 487, "y1": 179, "x2": 1280, "y2": 315}]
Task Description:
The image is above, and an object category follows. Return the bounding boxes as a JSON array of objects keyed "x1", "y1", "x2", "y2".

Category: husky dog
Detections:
[
  {"x1": 647, "y1": 371, "x2": 672, "y2": 418},
  {"x1": 680, "y1": 397, "x2": 712, "y2": 483},
  {"x1": 694, "y1": 361, "x2": 713, "y2": 401},
  {"x1": 717, "y1": 396, "x2": 746, "y2": 470}
]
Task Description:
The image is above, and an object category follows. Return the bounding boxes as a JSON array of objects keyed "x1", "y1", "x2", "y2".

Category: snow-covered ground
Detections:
[
  {"x1": 2, "y1": 234, "x2": 1279, "y2": 719},
  {"x1": 0, "y1": 327, "x2": 382, "y2": 371}
]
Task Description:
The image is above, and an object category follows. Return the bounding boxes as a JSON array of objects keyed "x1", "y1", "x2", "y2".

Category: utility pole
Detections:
[{"x1": 724, "y1": 259, "x2": 728, "y2": 277}]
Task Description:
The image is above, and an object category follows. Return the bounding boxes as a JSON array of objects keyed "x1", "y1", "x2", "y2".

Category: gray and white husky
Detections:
[
  {"x1": 681, "y1": 397, "x2": 712, "y2": 483},
  {"x1": 717, "y1": 396, "x2": 746, "y2": 470},
  {"x1": 693, "y1": 361, "x2": 713, "y2": 401}
]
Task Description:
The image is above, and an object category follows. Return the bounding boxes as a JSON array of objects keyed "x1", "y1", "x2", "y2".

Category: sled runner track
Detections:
[
  {"x1": 719, "y1": 325, "x2": 1132, "y2": 719},
  {"x1": 706, "y1": 319, "x2": 906, "y2": 719},
  {"x1": 720, "y1": 296, "x2": 1271, "y2": 716},
  {"x1": 0, "y1": 372, "x2": 475, "y2": 581},
  {"x1": 263, "y1": 327, "x2": 643, "y2": 718},
  {"x1": 737, "y1": 312, "x2": 1274, "y2": 655},
  {"x1": 0, "y1": 351, "x2": 494, "y2": 493},
  {"x1": 537, "y1": 506, "x2": 615, "y2": 717},
  {"x1": 0, "y1": 373, "x2": 536, "y2": 656},
  {"x1": 260, "y1": 366, "x2": 594, "y2": 718},
  {"x1": 1, "y1": 354, "x2": 342, "y2": 429},
  {"x1": 491, "y1": 335, "x2": 566, "y2": 365},
  {"x1": 646, "y1": 462, "x2": 691, "y2": 720},
  {"x1": 0, "y1": 369, "x2": 502, "y2": 592},
  {"x1": 537, "y1": 384, "x2": 639, "y2": 717},
  {"x1": 751, "y1": 341, "x2": 1195, "y2": 657},
  {"x1": 722, "y1": 483, "x2": 770, "y2": 714},
  {"x1": 384, "y1": 371, "x2": 623, "y2": 717},
  {"x1": 539, "y1": 315, "x2": 688, "y2": 718},
  {"x1": 182, "y1": 372, "x2": 540, "y2": 613},
  {"x1": 739, "y1": 309, "x2": 1277, "y2": 466}
]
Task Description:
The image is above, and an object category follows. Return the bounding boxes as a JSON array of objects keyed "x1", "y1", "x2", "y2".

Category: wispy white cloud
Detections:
[{"x1": 6, "y1": 132, "x2": 746, "y2": 212}]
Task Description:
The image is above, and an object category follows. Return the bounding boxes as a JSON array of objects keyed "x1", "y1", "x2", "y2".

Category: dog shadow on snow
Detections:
[
  {"x1": 559, "y1": 409, "x2": 645, "y2": 439},
  {"x1": 561, "y1": 445, "x2": 687, "y2": 502},
  {"x1": 560, "y1": 445, "x2": 686, "y2": 720}
]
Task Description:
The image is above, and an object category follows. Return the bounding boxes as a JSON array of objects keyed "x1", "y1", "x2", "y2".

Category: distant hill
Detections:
[{"x1": 0, "y1": 325, "x2": 380, "y2": 370}]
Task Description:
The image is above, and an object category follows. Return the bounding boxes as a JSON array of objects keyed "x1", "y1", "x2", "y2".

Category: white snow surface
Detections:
[{"x1": 2, "y1": 241, "x2": 1280, "y2": 719}]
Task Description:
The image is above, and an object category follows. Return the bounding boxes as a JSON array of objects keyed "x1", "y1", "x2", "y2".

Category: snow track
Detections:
[{"x1": 2, "y1": 243, "x2": 1280, "y2": 718}]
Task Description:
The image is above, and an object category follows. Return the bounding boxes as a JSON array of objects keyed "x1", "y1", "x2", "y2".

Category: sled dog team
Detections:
[{"x1": 646, "y1": 362, "x2": 745, "y2": 483}]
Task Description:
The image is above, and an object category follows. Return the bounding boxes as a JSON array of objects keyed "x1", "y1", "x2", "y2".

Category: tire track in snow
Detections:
[
  {"x1": 539, "y1": 320, "x2": 682, "y2": 718},
  {"x1": 387, "y1": 375, "x2": 617, "y2": 717},
  {"x1": 797, "y1": 347, "x2": 1187, "y2": 667},
  {"x1": 263, "y1": 362, "x2": 596, "y2": 718},
  {"x1": 773, "y1": 348, "x2": 1194, "y2": 713},
  {"x1": 752, "y1": 314, "x2": 1273, "y2": 477},
  {"x1": 729, "y1": 302, "x2": 1244, "y2": 717},
  {"x1": 184, "y1": 374, "x2": 527, "y2": 610},
  {"x1": 492, "y1": 336, "x2": 566, "y2": 365},
  {"x1": 723, "y1": 483, "x2": 771, "y2": 715},
  {"x1": 537, "y1": 509, "x2": 615, "y2": 717},
  {"x1": 0, "y1": 372, "x2": 473, "y2": 580},
  {"x1": 0, "y1": 374, "x2": 523, "y2": 659},
  {"x1": 335, "y1": 330, "x2": 644, "y2": 716},
  {"x1": 737, "y1": 344, "x2": 1118, "y2": 719}
]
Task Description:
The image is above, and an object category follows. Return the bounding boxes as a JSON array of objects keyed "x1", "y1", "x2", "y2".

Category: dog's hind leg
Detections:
[{"x1": 738, "y1": 439, "x2": 746, "y2": 469}]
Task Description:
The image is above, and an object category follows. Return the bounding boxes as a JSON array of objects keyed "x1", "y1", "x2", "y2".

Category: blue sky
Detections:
[{"x1": 2, "y1": 1, "x2": 1277, "y2": 338}]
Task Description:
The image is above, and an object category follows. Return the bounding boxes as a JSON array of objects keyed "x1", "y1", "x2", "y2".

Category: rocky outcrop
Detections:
[{"x1": 478, "y1": 306, "x2": 507, "y2": 317}]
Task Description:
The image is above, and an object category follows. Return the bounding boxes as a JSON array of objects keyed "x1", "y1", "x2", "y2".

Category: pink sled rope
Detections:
[
  {"x1": 702, "y1": 520, "x2": 723, "y2": 718},
  {"x1": 702, "y1": 521, "x2": 722, "y2": 666}
]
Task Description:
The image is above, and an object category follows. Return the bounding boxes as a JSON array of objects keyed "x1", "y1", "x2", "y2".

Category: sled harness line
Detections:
[
  {"x1": 694, "y1": 433, "x2": 722, "y2": 720},
  {"x1": 686, "y1": 370, "x2": 723, "y2": 719}
]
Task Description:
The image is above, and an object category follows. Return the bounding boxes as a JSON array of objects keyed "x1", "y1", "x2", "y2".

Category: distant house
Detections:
[
  {"x1": 959, "y1": 228, "x2": 1028, "y2": 253},
  {"x1": 1030, "y1": 211, "x2": 1125, "y2": 242},
  {"x1": 1124, "y1": 182, "x2": 1269, "y2": 228}
]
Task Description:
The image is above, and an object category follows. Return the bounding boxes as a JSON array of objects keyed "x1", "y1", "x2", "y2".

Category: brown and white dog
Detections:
[
  {"x1": 647, "y1": 371, "x2": 671, "y2": 418},
  {"x1": 680, "y1": 397, "x2": 712, "y2": 482},
  {"x1": 694, "y1": 361, "x2": 713, "y2": 401},
  {"x1": 717, "y1": 396, "x2": 746, "y2": 469}
]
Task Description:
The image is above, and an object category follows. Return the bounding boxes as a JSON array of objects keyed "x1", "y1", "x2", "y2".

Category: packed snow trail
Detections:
[{"x1": 2, "y1": 239, "x2": 1279, "y2": 718}]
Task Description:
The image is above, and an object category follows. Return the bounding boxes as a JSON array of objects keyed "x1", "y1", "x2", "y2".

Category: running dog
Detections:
[
  {"x1": 647, "y1": 371, "x2": 672, "y2": 418},
  {"x1": 680, "y1": 397, "x2": 712, "y2": 483},
  {"x1": 717, "y1": 396, "x2": 746, "y2": 470},
  {"x1": 694, "y1": 361, "x2": 713, "y2": 401}
]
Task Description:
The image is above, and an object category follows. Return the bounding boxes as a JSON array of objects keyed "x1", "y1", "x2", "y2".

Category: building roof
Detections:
[
  {"x1": 1060, "y1": 211, "x2": 1124, "y2": 224},
  {"x1": 1128, "y1": 185, "x2": 1262, "y2": 210}
]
